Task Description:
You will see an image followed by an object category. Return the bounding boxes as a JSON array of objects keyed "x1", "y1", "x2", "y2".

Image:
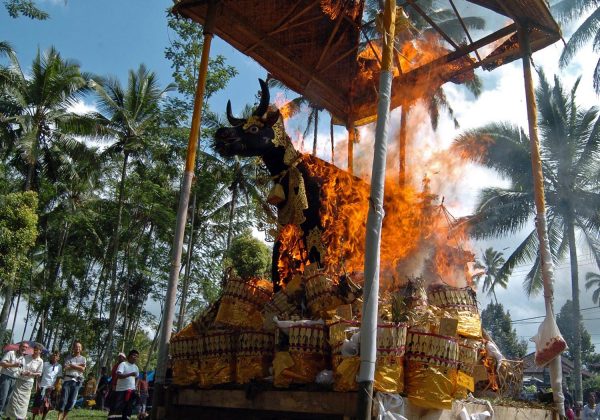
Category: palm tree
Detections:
[
  {"x1": 553, "y1": 0, "x2": 600, "y2": 93},
  {"x1": 585, "y1": 272, "x2": 600, "y2": 306},
  {"x1": 0, "y1": 46, "x2": 94, "y2": 191},
  {"x1": 0, "y1": 46, "x2": 98, "y2": 337},
  {"x1": 453, "y1": 71, "x2": 600, "y2": 402},
  {"x1": 90, "y1": 64, "x2": 174, "y2": 368},
  {"x1": 472, "y1": 248, "x2": 510, "y2": 304}
]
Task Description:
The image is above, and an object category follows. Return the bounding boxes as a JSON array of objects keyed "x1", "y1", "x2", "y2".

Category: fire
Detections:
[
  {"x1": 277, "y1": 224, "x2": 308, "y2": 280},
  {"x1": 271, "y1": 28, "x2": 479, "y2": 291},
  {"x1": 275, "y1": 155, "x2": 474, "y2": 290}
]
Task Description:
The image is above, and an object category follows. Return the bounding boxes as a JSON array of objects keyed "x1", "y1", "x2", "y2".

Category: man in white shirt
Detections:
[
  {"x1": 583, "y1": 393, "x2": 600, "y2": 420},
  {"x1": 5, "y1": 343, "x2": 44, "y2": 419},
  {"x1": 57, "y1": 341, "x2": 86, "y2": 420},
  {"x1": 0, "y1": 341, "x2": 28, "y2": 414},
  {"x1": 108, "y1": 349, "x2": 139, "y2": 420},
  {"x1": 32, "y1": 350, "x2": 62, "y2": 419}
]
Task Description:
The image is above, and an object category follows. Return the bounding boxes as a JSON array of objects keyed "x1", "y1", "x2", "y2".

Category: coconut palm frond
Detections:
[{"x1": 559, "y1": 7, "x2": 600, "y2": 68}]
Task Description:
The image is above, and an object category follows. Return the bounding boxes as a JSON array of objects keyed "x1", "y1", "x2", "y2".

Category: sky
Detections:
[{"x1": 2, "y1": 1, "x2": 600, "y2": 355}]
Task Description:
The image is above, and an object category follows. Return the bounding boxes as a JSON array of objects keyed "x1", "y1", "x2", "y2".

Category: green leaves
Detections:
[
  {"x1": 0, "y1": 191, "x2": 38, "y2": 286},
  {"x1": 225, "y1": 230, "x2": 271, "y2": 279},
  {"x1": 4, "y1": 0, "x2": 49, "y2": 20},
  {"x1": 481, "y1": 302, "x2": 527, "y2": 359}
]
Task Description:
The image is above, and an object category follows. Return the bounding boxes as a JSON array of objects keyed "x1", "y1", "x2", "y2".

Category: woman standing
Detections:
[{"x1": 5, "y1": 343, "x2": 44, "y2": 419}]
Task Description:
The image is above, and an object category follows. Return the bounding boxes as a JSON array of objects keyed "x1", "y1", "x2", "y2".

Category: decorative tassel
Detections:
[{"x1": 267, "y1": 183, "x2": 286, "y2": 205}]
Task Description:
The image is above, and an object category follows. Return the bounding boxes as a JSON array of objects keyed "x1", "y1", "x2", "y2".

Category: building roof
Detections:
[
  {"x1": 172, "y1": 0, "x2": 561, "y2": 126},
  {"x1": 522, "y1": 352, "x2": 594, "y2": 379}
]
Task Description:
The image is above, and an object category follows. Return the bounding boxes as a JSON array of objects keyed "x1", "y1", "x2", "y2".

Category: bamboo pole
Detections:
[
  {"x1": 519, "y1": 26, "x2": 565, "y2": 417},
  {"x1": 356, "y1": 1, "x2": 396, "y2": 418},
  {"x1": 150, "y1": 2, "x2": 217, "y2": 418}
]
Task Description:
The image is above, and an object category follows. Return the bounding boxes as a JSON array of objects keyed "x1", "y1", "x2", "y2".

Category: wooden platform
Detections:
[
  {"x1": 164, "y1": 386, "x2": 558, "y2": 419},
  {"x1": 166, "y1": 387, "x2": 357, "y2": 419}
]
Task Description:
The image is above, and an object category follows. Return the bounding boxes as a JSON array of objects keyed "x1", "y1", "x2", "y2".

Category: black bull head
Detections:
[
  {"x1": 214, "y1": 80, "x2": 363, "y2": 289},
  {"x1": 214, "y1": 79, "x2": 282, "y2": 160}
]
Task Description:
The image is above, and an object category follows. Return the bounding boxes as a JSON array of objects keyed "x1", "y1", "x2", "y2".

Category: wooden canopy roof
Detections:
[{"x1": 172, "y1": 0, "x2": 561, "y2": 126}]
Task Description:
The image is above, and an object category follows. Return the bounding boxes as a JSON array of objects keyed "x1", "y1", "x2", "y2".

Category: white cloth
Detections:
[
  {"x1": 19, "y1": 355, "x2": 43, "y2": 383},
  {"x1": 115, "y1": 361, "x2": 139, "y2": 392},
  {"x1": 63, "y1": 354, "x2": 86, "y2": 382},
  {"x1": 0, "y1": 351, "x2": 25, "y2": 379},
  {"x1": 4, "y1": 377, "x2": 34, "y2": 418},
  {"x1": 39, "y1": 362, "x2": 62, "y2": 388}
]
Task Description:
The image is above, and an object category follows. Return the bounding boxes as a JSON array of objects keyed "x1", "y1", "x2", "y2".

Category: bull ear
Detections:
[
  {"x1": 254, "y1": 79, "x2": 270, "y2": 117},
  {"x1": 263, "y1": 108, "x2": 281, "y2": 127},
  {"x1": 226, "y1": 100, "x2": 245, "y2": 126}
]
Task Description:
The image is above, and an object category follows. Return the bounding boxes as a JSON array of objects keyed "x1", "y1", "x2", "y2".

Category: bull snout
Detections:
[
  {"x1": 215, "y1": 126, "x2": 238, "y2": 140},
  {"x1": 214, "y1": 127, "x2": 244, "y2": 156}
]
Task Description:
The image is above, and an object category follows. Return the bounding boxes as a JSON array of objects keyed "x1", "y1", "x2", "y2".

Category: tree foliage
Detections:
[
  {"x1": 226, "y1": 230, "x2": 271, "y2": 279},
  {"x1": 0, "y1": 39, "x2": 243, "y2": 370},
  {"x1": 481, "y1": 302, "x2": 528, "y2": 359},
  {"x1": 3, "y1": 0, "x2": 48, "y2": 20},
  {"x1": 553, "y1": 0, "x2": 600, "y2": 93},
  {"x1": 0, "y1": 191, "x2": 38, "y2": 284},
  {"x1": 556, "y1": 300, "x2": 596, "y2": 366},
  {"x1": 472, "y1": 247, "x2": 510, "y2": 303}
]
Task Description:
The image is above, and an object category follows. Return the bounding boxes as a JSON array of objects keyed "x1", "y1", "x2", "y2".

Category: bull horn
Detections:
[
  {"x1": 254, "y1": 78, "x2": 270, "y2": 117},
  {"x1": 226, "y1": 100, "x2": 245, "y2": 126}
]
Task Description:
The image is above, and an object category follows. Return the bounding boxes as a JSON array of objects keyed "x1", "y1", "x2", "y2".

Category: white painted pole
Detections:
[{"x1": 356, "y1": 1, "x2": 396, "y2": 418}]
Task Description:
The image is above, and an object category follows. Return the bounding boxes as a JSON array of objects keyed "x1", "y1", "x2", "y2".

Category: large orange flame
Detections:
[{"x1": 272, "y1": 30, "x2": 478, "y2": 291}]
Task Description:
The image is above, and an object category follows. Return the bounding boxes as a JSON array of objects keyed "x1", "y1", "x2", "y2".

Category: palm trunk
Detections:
[
  {"x1": 20, "y1": 298, "x2": 30, "y2": 342},
  {"x1": 566, "y1": 218, "x2": 583, "y2": 402},
  {"x1": 102, "y1": 151, "x2": 130, "y2": 368},
  {"x1": 347, "y1": 124, "x2": 354, "y2": 174},
  {"x1": 330, "y1": 116, "x2": 335, "y2": 164},
  {"x1": 25, "y1": 164, "x2": 35, "y2": 191},
  {"x1": 9, "y1": 291, "x2": 21, "y2": 342},
  {"x1": 312, "y1": 109, "x2": 319, "y2": 156},
  {"x1": 36, "y1": 222, "x2": 69, "y2": 342},
  {"x1": 29, "y1": 312, "x2": 40, "y2": 341},
  {"x1": 0, "y1": 284, "x2": 14, "y2": 341},
  {"x1": 145, "y1": 314, "x2": 163, "y2": 373},
  {"x1": 226, "y1": 184, "x2": 238, "y2": 253},
  {"x1": 221, "y1": 184, "x2": 239, "y2": 288}
]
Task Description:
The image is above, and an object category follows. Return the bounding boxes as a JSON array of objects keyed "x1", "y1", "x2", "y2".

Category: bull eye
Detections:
[{"x1": 247, "y1": 126, "x2": 260, "y2": 134}]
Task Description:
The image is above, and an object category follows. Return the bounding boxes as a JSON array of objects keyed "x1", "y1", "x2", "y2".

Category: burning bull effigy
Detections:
[{"x1": 170, "y1": 81, "x2": 521, "y2": 409}]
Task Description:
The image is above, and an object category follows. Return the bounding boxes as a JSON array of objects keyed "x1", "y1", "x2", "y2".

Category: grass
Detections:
[{"x1": 30, "y1": 408, "x2": 108, "y2": 419}]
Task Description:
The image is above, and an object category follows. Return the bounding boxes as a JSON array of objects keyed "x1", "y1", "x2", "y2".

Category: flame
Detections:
[
  {"x1": 277, "y1": 224, "x2": 308, "y2": 282},
  {"x1": 275, "y1": 156, "x2": 475, "y2": 289},
  {"x1": 272, "y1": 29, "x2": 482, "y2": 291}
]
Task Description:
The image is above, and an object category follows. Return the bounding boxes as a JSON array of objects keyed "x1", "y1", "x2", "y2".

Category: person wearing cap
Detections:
[
  {"x1": 0, "y1": 342, "x2": 28, "y2": 415},
  {"x1": 108, "y1": 349, "x2": 139, "y2": 420},
  {"x1": 107, "y1": 353, "x2": 126, "y2": 413},
  {"x1": 57, "y1": 341, "x2": 86, "y2": 420}
]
